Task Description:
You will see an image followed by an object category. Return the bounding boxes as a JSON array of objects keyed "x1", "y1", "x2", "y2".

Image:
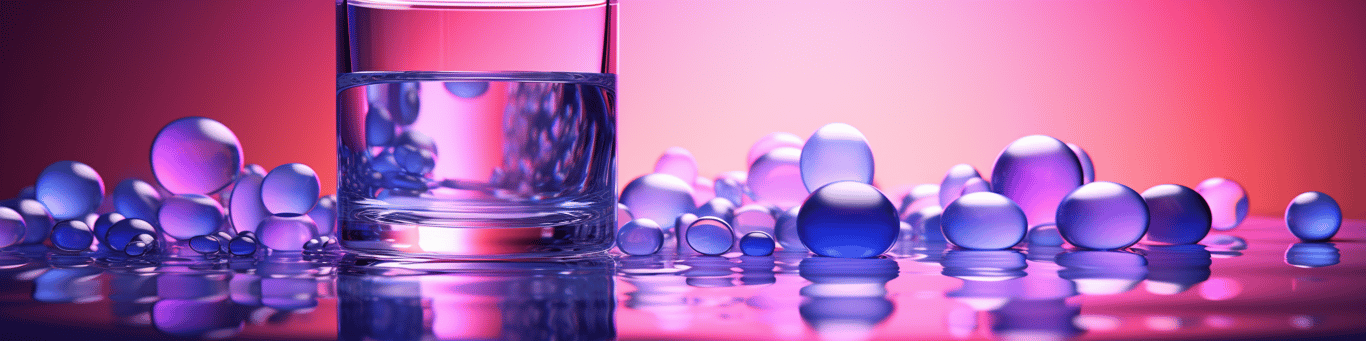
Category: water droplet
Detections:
[
  {"x1": 774, "y1": 206, "x2": 805, "y2": 252},
  {"x1": 1194, "y1": 177, "x2": 1249, "y2": 231},
  {"x1": 941, "y1": 192, "x2": 1026, "y2": 250},
  {"x1": 740, "y1": 231, "x2": 775, "y2": 256},
  {"x1": 1027, "y1": 224, "x2": 1065, "y2": 247},
  {"x1": 617, "y1": 219, "x2": 664, "y2": 256},
  {"x1": 713, "y1": 171, "x2": 747, "y2": 207},
  {"x1": 686, "y1": 217, "x2": 734, "y2": 256},
  {"x1": 35, "y1": 161, "x2": 104, "y2": 220},
  {"x1": 261, "y1": 163, "x2": 321, "y2": 215},
  {"x1": 939, "y1": 164, "x2": 985, "y2": 208},
  {"x1": 256, "y1": 214, "x2": 318, "y2": 252},
  {"x1": 150, "y1": 117, "x2": 244, "y2": 195},
  {"x1": 365, "y1": 105, "x2": 396, "y2": 147},
  {"x1": 747, "y1": 132, "x2": 804, "y2": 168},
  {"x1": 124, "y1": 233, "x2": 157, "y2": 256},
  {"x1": 619, "y1": 173, "x2": 694, "y2": 231},
  {"x1": 653, "y1": 147, "x2": 698, "y2": 189},
  {"x1": 188, "y1": 235, "x2": 223, "y2": 254},
  {"x1": 228, "y1": 172, "x2": 269, "y2": 234},
  {"x1": 747, "y1": 147, "x2": 806, "y2": 208},
  {"x1": 1284, "y1": 242, "x2": 1339, "y2": 268},
  {"x1": 800, "y1": 123, "x2": 874, "y2": 191},
  {"x1": 444, "y1": 81, "x2": 490, "y2": 98},
  {"x1": 0, "y1": 207, "x2": 25, "y2": 248},
  {"x1": 1285, "y1": 191, "x2": 1341, "y2": 242},
  {"x1": 1141, "y1": 184, "x2": 1211, "y2": 245},
  {"x1": 692, "y1": 197, "x2": 736, "y2": 224},
  {"x1": 106, "y1": 218, "x2": 157, "y2": 252},
  {"x1": 307, "y1": 195, "x2": 338, "y2": 236},
  {"x1": 49, "y1": 220, "x2": 93, "y2": 252},
  {"x1": 157, "y1": 194, "x2": 225, "y2": 240},
  {"x1": 797, "y1": 181, "x2": 898, "y2": 258},
  {"x1": 3, "y1": 199, "x2": 53, "y2": 244},
  {"x1": 991, "y1": 135, "x2": 1084, "y2": 227},
  {"x1": 1056, "y1": 182, "x2": 1148, "y2": 250},
  {"x1": 113, "y1": 178, "x2": 162, "y2": 224},
  {"x1": 229, "y1": 235, "x2": 259, "y2": 256}
]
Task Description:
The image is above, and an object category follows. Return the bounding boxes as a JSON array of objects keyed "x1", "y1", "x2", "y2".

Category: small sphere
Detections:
[
  {"x1": 366, "y1": 105, "x2": 396, "y2": 147},
  {"x1": 1056, "y1": 182, "x2": 1149, "y2": 250},
  {"x1": 747, "y1": 132, "x2": 804, "y2": 168},
  {"x1": 150, "y1": 117, "x2": 244, "y2": 194},
  {"x1": 1285, "y1": 192, "x2": 1342, "y2": 242},
  {"x1": 800, "y1": 123, "x2": 875, "y2": 192},
  {"x1": 941, "y1": 192, "x2": 1027, "y2": 250},
  {"x1": 50, "y1": 220, "x2": 94, "y2": 252},
  {"x1": 214, "y1": 231, "x2": 235, "y2": 253},
  {"x1": 673, "y1": 213, "x2": 700, "y2": 254},
  {"x1": 774, "y1": 206, "x2": 805, "y2": 251},
  {"x1": 105, "y1": 218, "x2": 157, "y2": 252},
  {"x1": 158, "y1": 194, "x2": 225, "y2": 240},
  {"x1": 304, "y1": 235, "x2": 336, "y2": 252},
  {"x1": 256, "y1": 214, "x2": 318, "y2": 252},
  {"x1": 991, "y1": 135, "x2": 1084, "y2": 227},
  {"x1": 0, "y1": 207, "x2": 25, "y2": 248},
  {"x1": 617, "y1": 219, "x2": 664, "y2": 256},
  {"x1": 92, "y1": 212, "x2": 125, "y2": 247},
  {"x1": 445, "y1": 81, "x2": 490, "y2": 98},
  {"x1": 619, "y1": 173, "x2": 695, "y2": 231},
  {"x1": 188, "y1": 235, "x2": 223, "y2": 254},
  {"x1": 228, "y1": 172, "x2": 270, "y2": 234},
  {"x1": 687, "y1": 217, "x2": 734, "y2": 256},
  {"x1": 747, "y1": 147, "x2": 807, "y2": 208},
  {"x1": 35, "y1": 161, "x2": 105, "y2": 220},
  {"x1": 797, "y1": 181, "x2": 899, "y2": 258},
  {"x1": 1142, "y1": 184, "x2": 1212, "y2": 245},
  {"x1": 1194, "y1": 177, "x2": 1249, "y2": 231},
  {"x1": 113, "y1": 178, "x2": 162, "y2": 224},
  {"x1": 1066, "y1": 143, "x2": 1095, "y2": 183},
  {"x1": 307, "y1": 195, "x2": 338, "y2": 236},
  {"x1": 740, "y1": 231, "x2": 776, "y2": 256},
  {"x1": 654, "y1": 147, "x2": 699, "y2": 189},
  {"x1": 229, "y1": 235, "x2": 259, "y2": 256},
  {"x1": 6, "y1": 199, "x2": 54, "y2": 244},
  {"x1": 124, "y1": 233, "x2": 157, "y2": 257},
  {"x1": 939, "y1": 164, "x2": 986, "y2": 208},
  {"x1": 1027, "y1": 224, "x2": 1065, "y2": 247},
  {"x1": 262, "y1": 163, "x2": 321, "y2": 215}
]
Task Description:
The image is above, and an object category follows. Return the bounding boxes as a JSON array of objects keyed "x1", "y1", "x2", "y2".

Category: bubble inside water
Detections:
[
  {"x1": 228, "y1": 172, "x2": 269, "y2": 234},
  {"x1": 940, "y1": 164, "x2": 986, "y2": 208},
  {"x1": 444, "y1": 81, "x2": 490, "y2": 98},
  {"x1": 113, "y1": 178, "x2": 163, "y2": 224},
  {"x1": 747, "y1": 132, "x2": 804, "y2": 168},
  {"x1": 188, "y1": 235, "x2": 223, "y2": 254},
  {"x1": 1066, "y1": 143, "x2": 1095, "y2": 183},
  {"x1": 229, "y1": 235, "x2": 259, "y2": 256},
  {"x1": 5, "y1": 199, "x2": 54, "y2": 245},
  {"x1": 50, "y1": 220, "x2": 93, "y2": 252},
  {"x1": 150, "y1": 117, "x2": 244, "y2": 195},
  {"x1": 713, "y1": 172, "x2": 747, "y2": 207},
  {"x1": 124, "y1": 233, "x2": 157, "y2": 257},
  {"x1": 687, "y1": 217, "x2": 734, "y2": 256},
  {"x1": 389, "y1": 82, "x2": 421, "y2": 126},
  {"x1": 1142, "y1": 184, "x2": 1212, "y2": 245},
  {"x1": 774, "y1": 206, "x2": 805, "y2": 251},
  {"x1": 365, "y1": 105, "x2": 396, "y2": 147},
  {"x1": 940, "y1": 192, "x2": 1026, "y2": 250},
  {"x1": 654, "y1": 147, "x2": 699, "y2": 190},
  {"x1": 0, "y1": 207, "x2": 25, "y2": 248},
  {"x1": 106, "y1": 218, "x2": 157, "y2": 252},
  {"x1": 158, "y1": 194, "x2": 225, "y2": 240},
  {"x1": 1056, "y1": 182, "x2": 1148, "y2": 250},
  {"x1": 256, "y1": 214, "x2": 318, "y2": 252},
  {"x1": 617, "y1": 219, "x2": 664, "y2": 256},
  {"x1": 261, "y1": 163, "x2": 321, "y2": 215},
  {"x1": 1194, "y1": 177, "x2": 1249, "y2": 231},
  {"x1": 800, "y1": 123, "x2": 875, "y2": 192},
  {"x1": 619, "y1": 173, "x2": 695, "y2": 231},
  {"x1": 1285, "y1": 191, "x2": 1342, "y2": 242},
  {"x1": 1027, "y1": 224, "x2": 1065, "y2": 247},
  {"x1": 991, "y1": 135, "x2": 1084, "y2": 227},
  {"x1": 35, "y1": 161, "x2": 105, "y2": 220},
  {"x1": 797, "y1": 181, "x2": 899, "y2": 258},
  {"x1": 747, "y1": 147, "x2": 807, "y2": 208},
  {"x1": 693, "y1": 197, "x2": 737, "y2": 224},
  {"x1": 740, "y1": 231, "x2": 776, "y2": 256}
]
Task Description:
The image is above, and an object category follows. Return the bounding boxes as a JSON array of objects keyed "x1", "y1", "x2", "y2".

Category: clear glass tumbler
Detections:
[{"x1": 337, "y1": 0, "x2": 617, "y2": 259}]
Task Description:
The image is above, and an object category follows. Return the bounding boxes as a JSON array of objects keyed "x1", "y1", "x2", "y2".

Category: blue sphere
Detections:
[
  {"x1": 939, "y1": 164, "x2": 986, "y2": 208},
  {"x1": 261, "y1": 163, "x2": 321, "y2": 215},
  {"x1": 158, "y1": 194, "x2": 224, "y2": 240},
  {"x1": 800, "y1": 123, "x2": 875, "y2": 192},
  {"x1": 740, "y1": 231, "x2": 776, "y2": 256},
  {"x1": 1141, "y1": 184, "x2": 1212, "y2": 245},
  {"x1": 1027, "y1": 224, "x2": 1065, "y2": 247},
  {"x1": 774, "y1": 206, "x2": 805, "y2": 252},
  {"x1": 1056, "y1": 182, "x2": 1148, "y2": 250},
  {"x1": 393, "y1": 145, "x2": 436, "y2": 175},
  {"x1": 617, "y1": 219, "x2": 664, "y2": 256},
  {"x1": 390, "y1": 82, "x2": 421, "y2": 125},
  {"x1": 365, "y1": 105, "x2": 396, "y2": 147},
  {"x1": 1285, "y1": 191, "x2": 1341, "y2": 242},
  {"x1": 50, "y1": 220, "x2": 94, "y2": 252},
  {"x1": 106, "y1": 218, "x2": 157, "y2": 252},
  {"x1": 307, "y1": 195, "x2": 338, "y2": 236},
  {"x1": 229, "y1": 235, "x2": 259, "y2": 256},
  {"x1": 445, "y1": 81, "x2": 490, "y2": 98},
  {"x1": 686, "y1": 217, "x2": 734, "y2": 256},
  {"x1": 35, "y1": 161, "x2": 105, "y2": 220},
  {"x1": 92, "y1": 212, "x2": 125, "y2": 247},
  {"x1": 1285, "y1": 242, "x2": 1339, "y2": 268},
  {"x1": 113, "y1": 178, "x2": 162, "y2": 224},
  {"x1": 991, "y1": 135, "x2": 1084, "y2": 227},
  {"x1": 124, "y1": 233, "x2": 157, "y2": 257},
  {"x1": 941, "y1": 192, "x2": 1027, "y2": 250},
  {"x1": 0, "y1": 207, "x2": 25, "y2": 248},
  {"x1": 150, "y1": 117, "x2": 243, "y2": 195},
  {"x1": 188, "y1": 235, "x2": 223, "y2": 254},
  {"x1": 4, "y1": 199, "x2": 54, "y2": 245},
  {"x1": 228, "y1": 172, "x2": 269, "y2": 234},
  {"x1": 256, "y1": 214, "x2": 317, "y2": 252},
  {"x1": 619, "y1": 173, "x2": 695, "y2": 231},
  {"x1": 796, "y1": 181, "x2": 899, "y2": 258}
]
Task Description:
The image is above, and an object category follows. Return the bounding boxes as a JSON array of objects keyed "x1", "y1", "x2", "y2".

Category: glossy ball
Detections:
[
  {"x1": 113, "y1": 178, "x2": 162, "y2": 224},
  {"x1": 800, "y1": 123, "x2": 875, "y2": 191},
  {"x1": 1056, "y1": 182, "x2": 1148, "y2": 250},
  {"x1": 939, "y1": 164, "x2": 985, "y2": 208},
  {"x1": 617, "y1": 219, "x2": 664, "y2": 256},
  {"x1": 774, "y1": 206, "x2": 805, "y2": 251},
  {"x1": 88, "y1": 213, "x2": 124, "y2": 248},
  {"x1": 1285, "y1": 192, "x2": 1342, "y2": 242},
  {"x1": 0, "y1": 207, "x2": 25, "y2": 248},
  {"x1": 124, "y1": 233, "x2": 157, "y2": 257},
  {"x1": 106, "y1": 218, "x2": 157, "y2": 252},
  {"x1": 35, "y1": 161, "x2": 105, "y2": 220},
  {"x1": 687, "y1": 217, "x2": 734, "y2": 256},
  {"x1": 1027, "y1": 224, "x2": 1065, "y2": 247},
  {"x1": 747, "y1": 132, "x2": 804, "y2": 168},
  {"x1": 899, "y1": 184, "x2": 941, "y2": 217},
  {"x1": 262, "y1": 163, "x2": 321, "y2": 215},
  {"x1": 941, "y1": 192, "x2": 1027, "y2": 250},
  {"x1": 390, "y1": 82, "x2": 421, "y2": 125},
  {"x1": 1066, "y1": 143, "x2": 1095, "y2": 183},
  {"x1": 307, "y1": 195, "x2": 338, "y2": 236},
  {"x1": 797, "y1": 181, "x2": 899, "y2": 258},
  {"x1": 740, "y1": 231, "x2": 776, "y2": 256},
  {"x1": 747, "y1": 147, "x2": 808, "y2": 208},
  {"x1": 1141, "y1": 184, "x2": 1212, "y2": 245},
  {"x1": 228, "y1": 172, "x2": 269, "y2": 234},
  {"x1": 157, "y1": 194, "x2": 224, "y2": 240},
  {"x1": 5, "y1": 199, "x2": 53, "y2": 245},
  {"x1": 150, "y1": 117, "x2": 244, "y2": 194},
  {"x1": 1194, "y1": 177, "x2": 1249, "y2": 231},
  {"x1": 445, "y1": 81, "x2": 490, "y2": 98},
  {"x1": 991, "y1": 135, "x2": 1084, "y2": 227},
  {"x1": 256, "y1": 214, "x2": 318, "y2": 252},
  {"x1": 393, "y1": 145, "x2": 435, "y2": 175},
  {"x1": 188, "y1": 235, "x2": 223, "y2": 254},
  {"x1": 50, "y1": 220, "x2": 94, "y2": 252},
  {"x1": 229, "y1": 235, "x2": 259, "y2": 256},
  {"x1": 619, "y1": 173, "x2": 695, "y2": 231},
  {"x1": 654, "y1": 147, "x2": 699, "y2": 189}
]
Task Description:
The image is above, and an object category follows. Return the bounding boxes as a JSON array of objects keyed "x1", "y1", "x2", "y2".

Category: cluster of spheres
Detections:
[
  {"x1": 614, "y1": 124, "x2": 1345, "y2": 259},
  {"x1": 0, "y1": 117, "x2": 340, "y2": 258}
]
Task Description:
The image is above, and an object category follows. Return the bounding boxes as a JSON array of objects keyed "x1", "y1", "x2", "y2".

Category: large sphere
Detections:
[
  {"x1": 990, "y1": 135, "x2": 1084, "y2": 227},
  {"x1": 150, "y1": 117, "x2": 244, "y2": 194},
  {"x1": 797, "y1": 181, "x2": 899, "y2": 258},
  {"x1": 261, "y1": 163, "x2": 321, "y2": 215},
  {"x1": 1056, "y1": 182, "x2": 1148, "y2": 250},
  {"x1": 35, "y1": 161, "x2": 105, "y2": 220},
  {"x1": 800, "y1": 123, "x2": 875, "y2": 192},
  {"x1": 619, "y1": 173, "x2": 695, "y2": 231}
]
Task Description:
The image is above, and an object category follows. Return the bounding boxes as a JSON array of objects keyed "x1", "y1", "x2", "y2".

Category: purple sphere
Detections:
[
  {"x1": 150, "y1": 117, "x2": 243, "y2": 195},
  {"x1": 1056, "y1": 182, "x2": 1148, "y2": 250},
  {"x1": 990, "y1": 135, "x2": 1084, "y2": 227}
]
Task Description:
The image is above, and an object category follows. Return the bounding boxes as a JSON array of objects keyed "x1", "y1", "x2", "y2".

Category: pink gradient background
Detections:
[{"x1": 1, "y1": 0, "x2": 1363, "y2": 220}]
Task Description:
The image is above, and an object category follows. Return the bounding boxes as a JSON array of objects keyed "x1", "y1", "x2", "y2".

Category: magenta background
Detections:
[{"x1": 1, "y1": 0, "x2": 1363, "y2": 219}]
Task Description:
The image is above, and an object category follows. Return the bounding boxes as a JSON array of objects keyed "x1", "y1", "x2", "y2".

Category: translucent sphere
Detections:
[
  {"x1": 50, "y1": 220, "x2": 94, "y2": 252},
  {"x1": 158, "y1": 194, "x2": 225, "y2": 240},
  {"x1": 619, "y1": 173, "x2": 695, "y2": 231},
  {"x1": 393, "y1": 145, "x2": 435, "y2": 175},
  {"x1": 732, "y1": 204, "x2": 776, "y2": 243},
  {"x1": 617, "y1": 219, "x2": 664, "y2": 256},
  {"x1": 113, "y1": 178, "x2": 163, "y2": 224},
  {"x1": 740, "y1": 231, "x2": 776, "y2": 256},
  {"x1": 1141, "y1": 184, "x2": 1212, "y2": 245},
  {"x1": 939, "y1": 164, "x2": 986, "y2": 208},
  {"x1": 1194, "y1": 177, "x2": 1249, "y2": 231},
  {"x1": 713, "y1": 172, "x2": 747, "y2": 206},
  {"x1": 150, "y1": 117, "x2": 244, "y2": 194},
  {"x1": 243, "y1": 164, "x2": 268, "y2": 177},
  {"x1": 774, "y1": 206, "x2": 805, "y2": 251},
  {"x1": 748, "y1": 147, "x2": 807, "y2": 208},
  {"x1": 898, "y1": 184, "x2": 941, "y2": 217},
  {"x1": 366, "y1": 105, "x2": 396, "y2": 147},
  {"x1": 693, "y1": 197, "x2": 737, "y2": 224},
  {"x1": 1056, "y1": 182, "x2": 1148, "y2": 250},
  {"x1": 747, "y1": 132, "x2": 804, "y2": 168},
  {"x1": 390, "y1": 82, "x2": 421, "y2": 125},
  {"x1": 1285, "y1": 192, "x2": 1342, "y2": 242},
  {"x1": 261, "y1": 163, "x2": 321, "y2": 215},
  {"x1": 5, "y1": 199, "x2": 53, "y2": 245},
  {"x1": 797, "y1": 181, "x2": 899, "y2": 258},
  {"x1": 800, "y1": 123, "x2": 875, "y2": 191},
  {"x1": 686, "y1": 217, "x2": 734, "y2": 256},
  {"x1": 228, "y1": 172, "x2": 269, "y2": 234},
  {"x1": 691, "y1": 176, "x2": 715, "y2": 207},
  {"x1": 124, "y1": 233, "x2": 157, "y2": 257},
  {"x1": 307, "y1": 195, "x2": 338, "y2": 236},
  {"x1": 106, "y1": 218, "x2": 157, "y2": 252},
  {"x1": 654, "y1": 147, "x2": 699, "y2": 189},
  {"x1": 1027, "y1": 224, "x2": 1065, "y2": 247},
  {"x1": 304, "y1": 236, "x2": 336, "y2": 252},
  {"x1": 35, "y1": 161, "x2": 105, "y2": 220},
  {"x1": 1066, "y1": 143, "x2": 1095, "y2": 183},
  {"x1": 991, "y1": 135, "x2": 1084, "y2": 227},
  {"x1": 445, "y1": 81, "x2": 490, "y2": 98},
  {"x1": 229, "y1": 235, "x2": 259, "y2": 256},
  {"x1": 256, "y1": 214, "x2": 318, "y2": 252},
  {"x1": 615, "y1": 203, "x2": 632, "y2": 229},
  {"x1": 941, "y1": 192, "x2": 1027, "y2": 250},
  {"x1": 960, "y1": 177, "x2": 990, "y2": 197},
  {"x1": 1285, "y1": 242, "x2": 1339, "y2": 268},
  {"x1": 0, "y1": 207, "x2": 25, "y2": 248},
  {"x1": 188, "y1": 235, "x2": 223, "y2": 254}
]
